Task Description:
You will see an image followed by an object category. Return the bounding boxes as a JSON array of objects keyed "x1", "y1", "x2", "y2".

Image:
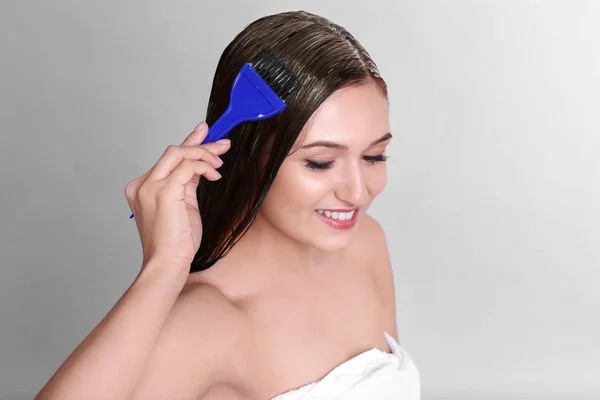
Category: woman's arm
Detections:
[
  {"x1": 130, "y1": 280, "x2": 247, "y2": 399},
  {"x1": 35, "y1": 258, "x2": 189, "y2": 400}
]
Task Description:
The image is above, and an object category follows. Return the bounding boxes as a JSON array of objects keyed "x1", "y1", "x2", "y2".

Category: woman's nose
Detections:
[{"x1": 334, "y1": 164, "x2": 370, "y2": 206}]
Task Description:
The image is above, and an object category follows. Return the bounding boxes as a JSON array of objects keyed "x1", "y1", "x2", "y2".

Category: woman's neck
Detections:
[
  {"x1": 237, "y1": 213, "x2": 339, "y2": 273},
  {"x1": 199, "y1": 213, "x2": 342, "y2": 298}
]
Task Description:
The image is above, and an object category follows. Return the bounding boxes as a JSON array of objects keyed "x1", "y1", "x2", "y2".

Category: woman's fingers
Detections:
[
  {"x1": 126, "y1": 122, "x2": 231, "y2": 220},
  {"x1": 148, "y1": 146, "x2": 225, "y2": 181},
  {"x1": 200, "y1": 139, "x2": 231, "y2": 156},
  {"x1": 180, "y1": 122, "x2": 209, "y2": 146},
  {"x1": 130, "y1": 121, "x2": 231, "y2": 194},
  {"x1": 165, "y1": 159, "x2": 222, "y2": 191},
  {"x1": 180, "y1": 122, "x2": 231, "y2": 151}
]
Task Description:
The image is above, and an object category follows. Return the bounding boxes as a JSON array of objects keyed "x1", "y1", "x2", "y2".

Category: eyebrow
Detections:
[{"x1": 300, "y1": 132, "x2": 393, "y2": 150}]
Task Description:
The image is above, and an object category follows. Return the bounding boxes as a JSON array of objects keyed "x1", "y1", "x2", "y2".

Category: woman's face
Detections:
[{"x1": 258, "y1": 80, "x2": 391, "y2": 252}]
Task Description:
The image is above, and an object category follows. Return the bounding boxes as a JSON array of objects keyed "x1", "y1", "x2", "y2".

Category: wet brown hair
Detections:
[{"x1": 191, "y1": 10, "x2": 387, "y2": 272}]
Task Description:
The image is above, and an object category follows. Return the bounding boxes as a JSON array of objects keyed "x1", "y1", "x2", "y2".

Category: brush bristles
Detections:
[{"x1": 250, "y1": 49, "x2": 299, "y2": 102}]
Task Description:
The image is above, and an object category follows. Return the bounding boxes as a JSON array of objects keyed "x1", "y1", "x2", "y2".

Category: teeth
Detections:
[{"x1": 316, "y1": 209, "x2": 356, "y2": 221}]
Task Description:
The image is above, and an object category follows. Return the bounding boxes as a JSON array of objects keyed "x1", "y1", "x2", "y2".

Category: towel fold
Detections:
[{"x1": 271, "y1": 332, "x2": 420, "y2": 399}]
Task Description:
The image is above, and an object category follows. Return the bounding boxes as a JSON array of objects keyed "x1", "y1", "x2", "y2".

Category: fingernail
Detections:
[
  {"x1": 216, "y1": 157, "x2": 223, "y2": 166},
  {"x1": 193, "y1": 122, "x2": 206, "y2": 132},
  {"x1": 215, "y1": 139, "x2": 230, "y2": 144}
]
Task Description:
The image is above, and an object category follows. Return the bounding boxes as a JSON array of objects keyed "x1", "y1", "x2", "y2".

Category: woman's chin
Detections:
[{"x1": 309, "y1": 232, "x2": 356, "y2": 253}]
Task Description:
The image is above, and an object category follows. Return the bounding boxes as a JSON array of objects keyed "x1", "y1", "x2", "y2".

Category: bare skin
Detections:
[{"x1": 132, "y1": 213, "x2": 398, "y2": 400}]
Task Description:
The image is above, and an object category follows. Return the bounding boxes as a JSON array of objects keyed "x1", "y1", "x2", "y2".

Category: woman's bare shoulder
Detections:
[
  {"x1": 178, "y1": 279, "x2": 246, "y2": 319},
  {"x1": 131, "y1": 280, "x2": 252, "y2": 399},
  {"x1": 354, "y1": 213, "x2": 399, "y2": 340},
  {"x1": 171, "y1": 279, "x2": 253, "y2": 364}
]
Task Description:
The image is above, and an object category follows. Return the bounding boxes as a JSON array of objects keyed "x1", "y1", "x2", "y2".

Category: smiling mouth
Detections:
[
  {"x1": 315, "y1": 209, "x2": 357, "y2": 221},
  {"x1": 315, "y1": 208, "x2": 359, "y2": 229}
]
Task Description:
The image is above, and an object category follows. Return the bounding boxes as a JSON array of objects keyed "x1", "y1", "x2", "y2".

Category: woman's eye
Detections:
[
  {"x1": 305, "y1": 155, "x2": 387, "y2": 170},
  {"x1": 363, "y1": 154, "x2": 388, "y2": 164},
  {"x1": 305, "y1": 160, "x2": 334, "y2": 170}
]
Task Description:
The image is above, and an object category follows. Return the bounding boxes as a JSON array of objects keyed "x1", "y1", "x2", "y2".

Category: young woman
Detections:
[{"x1": 36, "y1": 10, "x2": 421, "y2": 400}]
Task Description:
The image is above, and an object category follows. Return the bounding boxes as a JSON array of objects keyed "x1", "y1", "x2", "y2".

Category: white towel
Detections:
[{"x1": 270, "y1": 332, "x2": 421, "y2": 399}]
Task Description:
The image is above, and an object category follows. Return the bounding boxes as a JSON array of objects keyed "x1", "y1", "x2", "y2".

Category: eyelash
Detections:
[{"x1": 304, "y1": 155, "x2": 388, "y2": 171}]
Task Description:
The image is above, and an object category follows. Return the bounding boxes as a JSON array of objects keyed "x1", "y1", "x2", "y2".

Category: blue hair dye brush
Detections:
[
  {"x1": 203, "y1": 50, "x2": 299, "y2": 143},
  {"x1": 130, "y1": 50, "x2": 298, "y2": 219}
]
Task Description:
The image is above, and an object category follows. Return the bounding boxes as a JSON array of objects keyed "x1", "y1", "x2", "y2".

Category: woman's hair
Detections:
[{"x1": 190, "y1": 10, "x2": 387, "y2": 272}]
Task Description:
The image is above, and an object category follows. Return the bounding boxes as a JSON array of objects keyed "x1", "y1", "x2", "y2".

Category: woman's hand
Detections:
[{"x1": 125, "y1": 122, "x2": 231, "y2": 275}]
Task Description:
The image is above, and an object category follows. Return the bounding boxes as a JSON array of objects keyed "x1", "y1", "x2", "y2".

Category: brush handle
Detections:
[{"x1": 202, "y1": 106, "x2": 241, "y2": 144}]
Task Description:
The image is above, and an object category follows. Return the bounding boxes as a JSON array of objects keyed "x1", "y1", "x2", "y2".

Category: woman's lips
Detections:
[{"x1": 315, "y1": 209, "x2": 359, "y2": 230}]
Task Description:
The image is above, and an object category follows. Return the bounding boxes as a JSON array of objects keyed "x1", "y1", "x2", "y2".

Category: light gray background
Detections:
[{"x1": 1, "y1": 1, "x2": 598, "y2": 399}]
